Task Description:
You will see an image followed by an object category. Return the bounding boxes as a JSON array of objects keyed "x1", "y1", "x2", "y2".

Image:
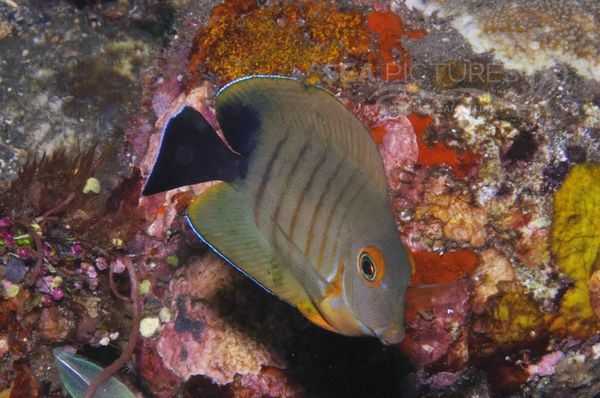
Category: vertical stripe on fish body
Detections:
[{"x1": 142, "y1": 76, "x2": 411, "y2": 345}]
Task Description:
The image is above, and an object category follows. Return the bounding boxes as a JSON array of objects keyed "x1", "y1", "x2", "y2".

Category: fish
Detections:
[
  {"x1": 142, "y1": 76, "x2": 412, "y2": 344},
  {"x1": 53, "y1": 347, "x2": 136, "y2": 398}
]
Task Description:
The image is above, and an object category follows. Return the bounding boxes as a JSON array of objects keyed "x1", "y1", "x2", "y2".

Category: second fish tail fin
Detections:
[{"x1": 142, "y1": 106, "x2": 246, "y2": 196}]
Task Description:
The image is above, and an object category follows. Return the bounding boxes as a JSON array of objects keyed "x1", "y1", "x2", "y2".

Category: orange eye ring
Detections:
[{"x1": 358, "y1": 246, "x2": 385, "y2": 286}]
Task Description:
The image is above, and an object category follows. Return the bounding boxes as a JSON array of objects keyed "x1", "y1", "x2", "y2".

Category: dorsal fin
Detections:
[{"x1": 215, "y1": 76, "x2": 388, "y2": 194}]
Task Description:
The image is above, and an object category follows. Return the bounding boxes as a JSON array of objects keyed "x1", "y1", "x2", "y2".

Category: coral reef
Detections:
[{"x1": 2, "y1": 0, "x2": 600, "y2": 397}]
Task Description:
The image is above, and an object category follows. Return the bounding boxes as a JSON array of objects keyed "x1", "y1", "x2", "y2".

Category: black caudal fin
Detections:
[{"x1": 142, "y1": 106, "x2": 246, "y2": 196}]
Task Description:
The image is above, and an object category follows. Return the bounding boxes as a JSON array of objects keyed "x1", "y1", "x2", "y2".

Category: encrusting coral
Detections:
[{"x1": 189, "y1": 0, "x2": 371, "y2": 85}]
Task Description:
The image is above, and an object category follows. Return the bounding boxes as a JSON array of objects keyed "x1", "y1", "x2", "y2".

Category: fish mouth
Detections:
[{"x1": 375, "y1": 326, "x2": 405, "y2": 345}]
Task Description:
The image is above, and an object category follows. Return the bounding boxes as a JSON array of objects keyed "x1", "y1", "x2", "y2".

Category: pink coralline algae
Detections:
[
  {"x1": 156, "y1": 256, "x2": 285, "y2": 385},
  {"x1": 0, "y1": 230, "x2": 15, "y2": 246},
  {"x1": 79, "y1": 262, "x2": 99, "y2": 290},
  {"x1": 38, "y1": 275, "x2": 66, "y2": 301},
  {"x1": 110, "y1": 257, "x2": 127, "y2": 274},
  {"x1": 137, "y1": 339, "x2": 181, "y2": 398},
  {"x1": 527, "y1": 351, "x2": 565, "y2": 378},
  {"x1": 70, "y1": 241, "x2": 84, "y2": 258},
  {"x1": 402, "y1": 279, "x2": 470, "y2": 368},
  {"x1": 17, "y1": 247, "x2": 31, "y2": 260},
  {"x1": 94, "y1": 256, "x2": 108, "y2": 271},
  {"x1": 431, "y1": 371, "x2": 460, "y2": 390},
  {"x1": 236, "y1": 369, "x2": 301, "y2": 398},
  {"x1": 151, "y1": 76, "x2": 186, "y2": 119},
  {"x1": 515, "y1": 223, "x2": 551, "y2": 269},
  {"x1": 376, "y1": 116, "x2": 419, "y2": 191},
  {"x1": 51, "y1": 287, "x2": 65, "y2": 301}
]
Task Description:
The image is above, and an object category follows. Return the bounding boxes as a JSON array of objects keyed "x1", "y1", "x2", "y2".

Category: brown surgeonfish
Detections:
[{"x1": 142, "y1": 76, "x2": 412, "y2": 344}]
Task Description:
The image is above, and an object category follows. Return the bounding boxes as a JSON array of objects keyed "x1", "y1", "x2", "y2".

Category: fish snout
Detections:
[{"x1": 375, "y1": 326, "x2": 405, "y2": 345}]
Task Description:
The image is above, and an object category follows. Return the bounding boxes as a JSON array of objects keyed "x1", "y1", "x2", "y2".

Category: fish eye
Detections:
[
  {"x1": 358, "y1": 246, "x2": 386, "y2": 285},
  {"x1": 359, "y1": 252, "x2": 377, "y2": 281}
]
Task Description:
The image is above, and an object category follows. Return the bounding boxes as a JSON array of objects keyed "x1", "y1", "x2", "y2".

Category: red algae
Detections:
[
  {"x1": 408, "y1": 113, "x2": 479, "y2": 177},
  {"x1": 10, "y1": 361, "x2": 40, "y2": 398},
  {"x1": 409, "y1": 249, "x2": 480, "y2": 286},
  {"x1": 234, "y1": 367, "x2": 302, "y2": 398},
  {"x1": 366, "y1": 12, "x2": 426, "y2": 81},
  {"x1": 369, "y1": 124, "x2": 388, "y2": 145},
  {"x1": 137, "y1": 339, "x2": 181, "y2": 397}
]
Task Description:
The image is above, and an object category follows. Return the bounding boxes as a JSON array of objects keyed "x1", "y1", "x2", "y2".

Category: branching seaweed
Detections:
[
  {"x1": 0, "y1": 146, "x2": 101, "y2": 220},
  {"x1": 84, "y1": 256, "x2": 142, "y2": 398}
]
